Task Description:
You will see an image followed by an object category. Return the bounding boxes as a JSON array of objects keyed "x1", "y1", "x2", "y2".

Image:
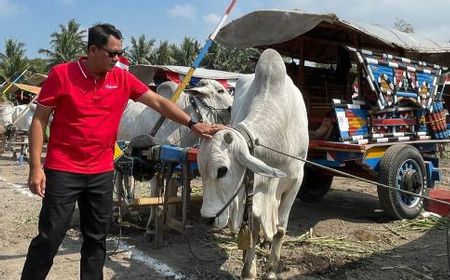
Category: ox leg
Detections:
[
  {"x1": 241, "y1": 219, "x2": 260, "y2": 280},
  {"x1": 167, "y1": 179, "x2": 179, "y2": 218},
  {"x1": 146, "y1": 176, "x2": 159, "y2": 229},
  {"x1": 268, "y1": 176, "x2": 303, "y2": 279},
  {"x1": 267, "y1": 227, "x2": 286, "y2": 279}
]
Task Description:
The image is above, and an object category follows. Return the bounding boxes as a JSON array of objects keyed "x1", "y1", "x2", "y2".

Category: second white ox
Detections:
[
  {"x1": 117, "y1": 79, "x2": 234, "y2": 225},
  {"x1": 0, "y1": 101, "x2": 37, "y2": 131},
  {"x1": 117, "y1": 79, "x2": 233, "y2": 145},
  {"x1": 198, "y1": 49, "x2": 309, "y2": 280}
]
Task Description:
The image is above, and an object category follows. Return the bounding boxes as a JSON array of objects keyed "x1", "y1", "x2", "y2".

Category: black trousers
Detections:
[{"x1": 22, "y1": 168, "x2": 114, "y2": 280}]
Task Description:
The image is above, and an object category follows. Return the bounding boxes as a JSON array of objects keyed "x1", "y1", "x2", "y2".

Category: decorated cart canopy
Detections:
[
  {"x1": 216, "y1": 10, "x2": 450, "y2": 65},
  {"x1": 129, "y1": 65, "x2": 242, "y2": 90}
]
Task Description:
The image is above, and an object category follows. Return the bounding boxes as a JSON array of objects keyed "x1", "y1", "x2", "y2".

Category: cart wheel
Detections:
[
  {"x1": 377, "y1": 144, "x2": 427, "y2": 220},
  {"x1": 297, "y1": 166, "x2": 333, "y2": 202}
]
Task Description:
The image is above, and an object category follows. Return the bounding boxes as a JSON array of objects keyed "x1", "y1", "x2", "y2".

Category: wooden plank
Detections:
[
  {"x1": 131, "y1": 195, "x2": 203, "y2": 207},
  {"x1": 371, "y1": 118, "x2": 416, "y2": 126}
]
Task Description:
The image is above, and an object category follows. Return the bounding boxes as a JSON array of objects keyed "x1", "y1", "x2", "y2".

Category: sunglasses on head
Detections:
[{"x1": 101, "y1": 47, "x2": 125, "y2": 58}]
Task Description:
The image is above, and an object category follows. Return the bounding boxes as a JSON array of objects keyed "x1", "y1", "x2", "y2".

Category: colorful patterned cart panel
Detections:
[
  {"x1": 332, "y1": 99, "x2": 370, "y2": 144},
  {"x1": 344, "y1": 47, "x2": 449, "y2": 140}
]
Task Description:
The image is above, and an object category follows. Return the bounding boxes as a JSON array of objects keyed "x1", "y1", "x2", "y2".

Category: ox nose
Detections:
[
  {"x1": 200, "y1": 217, "x2": 215, "y2": 226},
  {"x1": 217, "y1": 166, "x2": 228, "y2": 178}
]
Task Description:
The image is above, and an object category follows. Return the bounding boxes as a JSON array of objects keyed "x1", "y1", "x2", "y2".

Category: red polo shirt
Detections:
[{"x1": 37, "y1": 58, "x2": 148, "y2": 174}]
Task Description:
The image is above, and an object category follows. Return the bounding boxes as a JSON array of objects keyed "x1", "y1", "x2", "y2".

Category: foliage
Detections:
[
  {"x1": 171, "y1": 37, "x2": 201, "y2": 66},
  {"x1": 39, "y1": 19, "x2": 86, "y2": 70},
  {"x1": 28, "y1": 58, "x2": 47, "y2": 75},
  {"x1": 152, "y1": 40, "x2": 175, "y2": 65},
  {"x1": 202, "y1": 42, "x2": 260, "y2": 73},
  {"x1": 0, "y1": 38, "x2": 28, "y2": 84},
  {"x1": 127, "y1": 35, "x2": 155, "y2": 65}
]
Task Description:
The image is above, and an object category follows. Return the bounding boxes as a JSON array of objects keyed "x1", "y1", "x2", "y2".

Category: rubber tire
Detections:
[
  {"x1": 377, "y1": 144, "x2": 427, "y2": 220},
  {"x1": 297, "y1": 166, "x2": 333, "y2": 202}
]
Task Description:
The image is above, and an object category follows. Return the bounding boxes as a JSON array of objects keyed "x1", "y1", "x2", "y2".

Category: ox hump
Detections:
[{"x1": 254, "y1": 49, "x2": 286, "y2": 90}]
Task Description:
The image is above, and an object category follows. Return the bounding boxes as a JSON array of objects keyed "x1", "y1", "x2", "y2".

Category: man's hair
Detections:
[{"x1": 88, "y1": 24, "x2": 122, "y2": 49}]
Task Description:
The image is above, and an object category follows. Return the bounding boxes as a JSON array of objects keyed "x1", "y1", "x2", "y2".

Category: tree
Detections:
[
  {"x1": 171, "y1": 37, "x2": 201, "y2": 66},
  {"x1": 127, "y1": 35, "x2": 156, "y2": 65},
  {"x1": 152, "y1": 40, "x2": 175, "y2": 65},
  {"x1": 39, "y1": 19, "x2": 86, "y2": 70},
  {"x1": 0, "y1": 38, "x2": 28, "y2": 83},
  {"x1": 28, "y1": 58, "x2": 47, "y2": 75},
  {"x1": 394, "y1": 18, "x2": 414, "y2": 33}
]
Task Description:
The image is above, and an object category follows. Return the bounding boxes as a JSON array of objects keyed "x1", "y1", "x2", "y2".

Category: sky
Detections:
[{"x1": 0, "y1": 0, "x2": 449, "y2": 58}]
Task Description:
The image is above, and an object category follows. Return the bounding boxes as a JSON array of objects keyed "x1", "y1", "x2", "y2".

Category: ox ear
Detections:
[
  {"x1": 236, "y1": 148, "x2": 286, "y2": 178},
  {"x1": 224, "y1": 131, "x2": 233, "y2": 144}
]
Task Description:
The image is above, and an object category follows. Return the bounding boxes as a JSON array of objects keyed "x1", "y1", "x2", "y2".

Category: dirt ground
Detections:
[{"x1": 1, "y1": 151, "x2": 450, "y2": 280}]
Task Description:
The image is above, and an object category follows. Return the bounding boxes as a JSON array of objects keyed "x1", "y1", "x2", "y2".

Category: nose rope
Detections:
[{"x1": 213, "y1": 177, "x2": 247, "y2": 218}]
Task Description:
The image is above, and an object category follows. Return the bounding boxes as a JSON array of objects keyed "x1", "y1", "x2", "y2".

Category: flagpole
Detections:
[
  {"x1": 1, "y1": 65, "x2": 31, "y2": 95},
  {"x1": 150, "y1": 0, "x2": 238, "y2": 137}
]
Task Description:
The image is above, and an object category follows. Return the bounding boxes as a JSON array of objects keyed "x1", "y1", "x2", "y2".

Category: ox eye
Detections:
[{"x1": 217, "y1": 166, "x2": 228, "y2": 178}]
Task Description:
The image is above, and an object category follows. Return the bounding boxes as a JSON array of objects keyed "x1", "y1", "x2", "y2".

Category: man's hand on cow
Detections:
[
  {"x1": 192, "y1": 123, "x2": 226, "y2": 138},
  {"x1": 28, "y1": 167, "x2": 46, "y2": 198}
]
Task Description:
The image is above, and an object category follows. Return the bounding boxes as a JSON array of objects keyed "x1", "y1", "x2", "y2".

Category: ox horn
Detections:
[{"x1": 236, "y1": 145, "x2": 286, "y2": 178}]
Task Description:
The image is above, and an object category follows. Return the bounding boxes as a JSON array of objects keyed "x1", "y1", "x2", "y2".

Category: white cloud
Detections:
[
  {"x1": 203, "y1": 13, "x2": 221, "y2": 25},
  {"x1": 166, "y1": 4, "x2": 196, "y2": 20},
  {"x1": 0, "y1": 0, "x2": 23, "y2": 17}
]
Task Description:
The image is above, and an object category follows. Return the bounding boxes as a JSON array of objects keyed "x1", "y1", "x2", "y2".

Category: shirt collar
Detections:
[{"x1": 77, "y1": 57, "x2": 108, "y2": 80}]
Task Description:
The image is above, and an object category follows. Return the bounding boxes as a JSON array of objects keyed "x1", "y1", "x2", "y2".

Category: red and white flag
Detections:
[{"x1": 116, "y1": 56, "x2": 130, "y2": 71}]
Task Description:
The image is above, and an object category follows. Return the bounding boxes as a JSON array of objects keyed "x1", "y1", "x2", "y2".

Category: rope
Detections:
[
  {"x1": 254, "y1": 139, "x2": 450, "y2": 207},
  {"x1": 255, "y1": 139, "x2": 450, "y2": 270},
  {"x1": 185, "y1": 227, "x2": 226, "y2": 263},
  {"x1": 192, "y1": 95, "x2": 230, "y2": 125}
]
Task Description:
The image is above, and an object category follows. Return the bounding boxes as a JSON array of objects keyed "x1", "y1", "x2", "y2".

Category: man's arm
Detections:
[
  {"x1": 137, "y1": 90, "x2": 224, "y2": 138},
  {"x1": 28, "y1": 105, "x2": 53, "y2": 197}
]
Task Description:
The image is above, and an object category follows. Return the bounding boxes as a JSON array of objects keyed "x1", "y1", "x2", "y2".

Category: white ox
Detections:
[
  {"x1": 118, "y1": 79, "x2": 233, "y2": 146},
  {"x1": 198, "y1": 49, "x2": 308, "y2": 279},
  {"x1": 0, "y1": 101, "x2": 37, "y2": 131}
]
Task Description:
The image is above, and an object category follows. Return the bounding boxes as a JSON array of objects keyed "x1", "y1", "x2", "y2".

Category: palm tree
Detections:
[
  {"x1": 171, "y1": 37, "x2": 200, "y2": 66},
  {"x1": 39, "y1": 19, "x2": 86, "y2": 70},
  {"x1": 202, "y1": 42, "x2": 260, "y2": 73},
  {"x1": 152, "y1": 40, "x2": 175, "y2": 65},
  {"x1": 0, "y1": 38, "x2": 28, "y2": 84},
  {"x1": 127, "y1": 35, "x2": 155, "y2": 65}
]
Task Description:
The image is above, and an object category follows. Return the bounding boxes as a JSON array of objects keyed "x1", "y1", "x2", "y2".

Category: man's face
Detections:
[{"x1": 92, "y1": 35, "x2": 123, "y2": 72}]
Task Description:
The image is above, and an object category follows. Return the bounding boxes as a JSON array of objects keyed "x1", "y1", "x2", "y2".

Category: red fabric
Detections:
[
  {"x1": 165, "y1": 71, "x2": 182, "y2": 84},
  {"x1": 37, "y1": 57, "x2": 148, "y2": 174},
  {"x1": 216, "y1": 79, "x2": 229, "y2": 89}
]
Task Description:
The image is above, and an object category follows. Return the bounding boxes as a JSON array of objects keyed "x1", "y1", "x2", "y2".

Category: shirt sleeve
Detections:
[
  {"x1": 37, "y1": 68, "x2": 61, "y2": 108},
  {"x1": 126, "y1": 72, "x2": 149, "y2": 101}
]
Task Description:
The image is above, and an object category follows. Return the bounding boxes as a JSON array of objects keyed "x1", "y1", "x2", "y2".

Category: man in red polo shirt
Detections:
[{"x1": 22, "y1": 23, "x2": 222, "y2": 280}]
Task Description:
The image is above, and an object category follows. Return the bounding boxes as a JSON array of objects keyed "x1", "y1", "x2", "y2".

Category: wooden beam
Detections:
[{"x1": 131, "y1": 195, "x2": 203, "y2": 207}]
